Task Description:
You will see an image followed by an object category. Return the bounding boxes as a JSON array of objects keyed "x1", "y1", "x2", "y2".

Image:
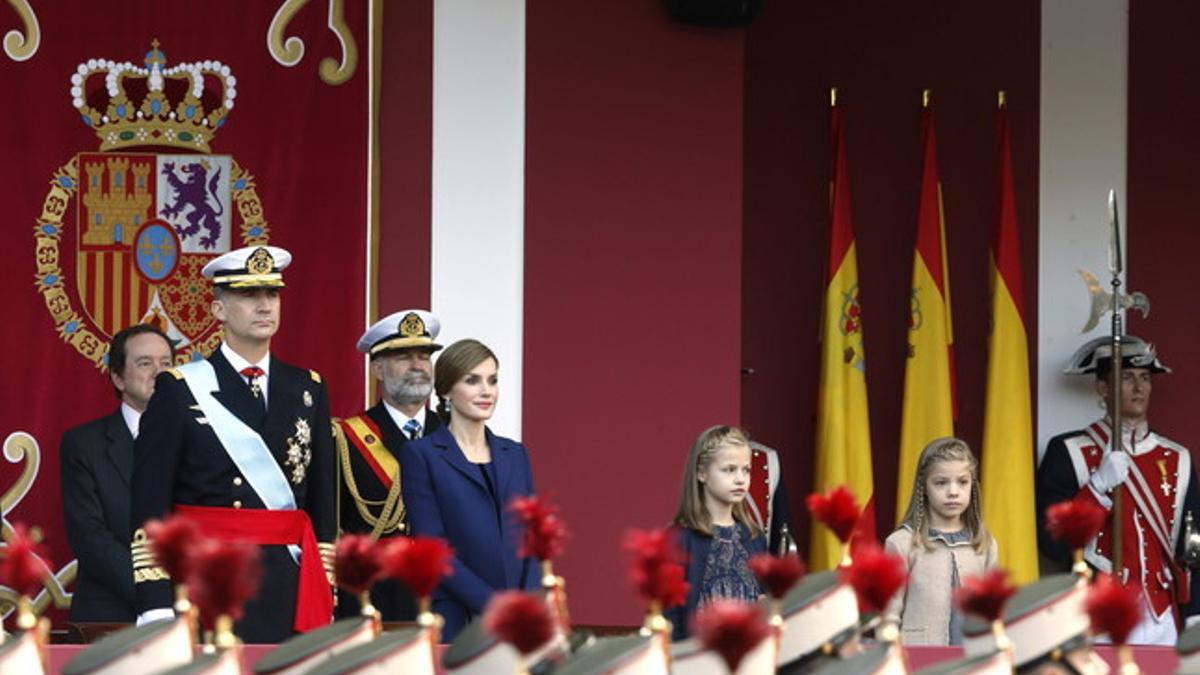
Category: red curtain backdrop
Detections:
[{"x1": 0, "y1": 2, "x2": 369, "y2": 614}]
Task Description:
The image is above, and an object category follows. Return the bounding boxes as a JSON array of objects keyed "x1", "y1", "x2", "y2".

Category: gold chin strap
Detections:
[{"x1": 334, "y1": 422, "x2": 405, "y2": 539}]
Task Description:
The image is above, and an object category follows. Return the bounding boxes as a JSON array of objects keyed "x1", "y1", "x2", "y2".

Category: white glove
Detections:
[
  {"x1": 1089, "y1": 451, "x2": 1133, "y2": 494},
  {"x1": 136, "y1": 607, "x2": 175, "y2": 626},
  {"x1": 1188, "y1": 614, "x2": 1200, "y2": 629}
]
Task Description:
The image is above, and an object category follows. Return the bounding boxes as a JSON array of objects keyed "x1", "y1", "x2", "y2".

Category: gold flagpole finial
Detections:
[
  {"x1": 830, "y1": 87, "x2": 838, "y2": 107},
  {"x1": 998, "y1": 90, "x2": 1007, "y2": 109},
  {"x1": 922, "y1": 89, "x2": 932, "y2": 108}
]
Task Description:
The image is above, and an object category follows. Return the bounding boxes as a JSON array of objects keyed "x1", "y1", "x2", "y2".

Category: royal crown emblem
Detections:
[{"x1": 34, "y1": 42, "x2": 272, "y2": 368}]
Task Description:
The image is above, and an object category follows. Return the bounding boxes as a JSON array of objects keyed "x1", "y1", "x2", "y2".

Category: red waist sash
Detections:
[{"x1": 176, "y1": 504, "x2": 332, "y2": 633}]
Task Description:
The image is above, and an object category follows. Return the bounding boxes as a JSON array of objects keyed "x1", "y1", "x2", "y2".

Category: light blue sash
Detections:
[{"x1": 177, "y1": 360, "x2": 297, "y2": 511}]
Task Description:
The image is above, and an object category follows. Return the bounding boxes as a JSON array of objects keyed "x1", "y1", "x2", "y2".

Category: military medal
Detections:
[{"x1": 1158, "y1": 459, "x2": 1173, "y2": 497}]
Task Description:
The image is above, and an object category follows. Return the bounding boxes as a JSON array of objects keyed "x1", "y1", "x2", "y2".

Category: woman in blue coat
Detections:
[{"x1": 399, "y1": 338, "x2": 538, "y2": 641}]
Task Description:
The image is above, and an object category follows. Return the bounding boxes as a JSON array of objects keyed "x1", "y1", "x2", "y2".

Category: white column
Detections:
[
  {"x1": 1038, "y1": 0, "x2": 1128, "y2": 461},
  {"x1": 431, "y1": 0, "x2": 525, "y2": 438}
]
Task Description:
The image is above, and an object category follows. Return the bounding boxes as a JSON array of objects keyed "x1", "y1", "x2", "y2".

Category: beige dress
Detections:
[{"x1": 883, "y1": 525, "x2": 999, "y2": 646}]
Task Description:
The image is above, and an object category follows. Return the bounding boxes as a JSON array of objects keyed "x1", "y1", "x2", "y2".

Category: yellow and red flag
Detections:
[
  {"x1": 896, "y1": 99, "x2": 956, "y2": 518},
  {"x1": 810, "y1": 95, "x2": 875, "y2": 571},
  {"x1": 981, "y1": 96, "x2": 1038, "y2": 583}
]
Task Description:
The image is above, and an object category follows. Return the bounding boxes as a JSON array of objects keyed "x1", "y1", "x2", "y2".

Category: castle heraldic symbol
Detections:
[{"x1": 33, "y1": 41, "x2": 271, "y2": 369}]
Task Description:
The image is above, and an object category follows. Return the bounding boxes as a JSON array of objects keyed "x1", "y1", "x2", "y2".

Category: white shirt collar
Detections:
[
  {"x1": 383, "y1": 400, "x2": 426, "y2": 435},
  {"x1": 220, "y1": 342, "x2": 270, "y2": 378},
  {"x1": 120, "y1": 402, "x2": 142, "y2": 439}
]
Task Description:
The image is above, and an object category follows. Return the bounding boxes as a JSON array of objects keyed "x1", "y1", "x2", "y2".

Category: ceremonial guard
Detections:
[
  {"x1": 336, "y1": 309, "x2": 444, "y2": 620},
  {"x1": 1036, "y1": 336, "x2": 1200, "y2": 644},
  {"x1": 129, "y1": 245, "x2": 336, "y2": 643},
  {"x1": 747, "y1": 440, "x2": 796, "y2": 555}
]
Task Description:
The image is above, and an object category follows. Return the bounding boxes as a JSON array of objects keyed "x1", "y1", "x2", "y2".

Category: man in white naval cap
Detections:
[
  {"x1": 129, "y1": 245, "x2": 337, "y2": 643},
  {"x1": 1036, "y1": 335, "x2": 1200, "y2": 645},
  {"x1": 335, "y1": 309, "x2": 444, "y2": 621}
]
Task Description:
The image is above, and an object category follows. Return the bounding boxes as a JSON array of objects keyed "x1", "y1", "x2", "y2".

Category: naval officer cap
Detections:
[
  {"x1": 1063, "y1": 334, "x2": 1170, "y2": 376},
  {"x1": 356, "y1": 309, "x2": 443, "y2": 357},
  {"x1": 201, "y1": 245, "x2": 292, "y2": 288}
]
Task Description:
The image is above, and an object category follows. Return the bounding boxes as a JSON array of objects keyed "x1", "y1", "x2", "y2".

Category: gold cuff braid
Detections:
[
  {"x1": 131, "y1": 528, "x2": 169, "y2": 583},
  {"x1": 320, "y1": 541, "x2": 336, "y2": 586}
]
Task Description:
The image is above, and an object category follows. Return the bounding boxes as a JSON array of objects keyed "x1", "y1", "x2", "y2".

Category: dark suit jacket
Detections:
[
  {"x1": 60, "y1": 408, "x2": 136, "y2": 622},
  {"x1": 131, "y1": 346, "x2": 336, "y2": 643},
  {"x1": 336, "y1": 402, "x2": 443, "y2": 620},
  {"x1": 400, "y1": 425, "x2": 538, "y2": 641}
]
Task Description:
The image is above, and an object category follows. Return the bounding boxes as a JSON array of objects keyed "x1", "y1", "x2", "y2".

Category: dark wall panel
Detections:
[
  {"x1": 741, "y1": 2, "x2": 1041, "y2": 545},
  {"x1": 1128, "y1": 4, "x2": 1200, "y2": 455}
]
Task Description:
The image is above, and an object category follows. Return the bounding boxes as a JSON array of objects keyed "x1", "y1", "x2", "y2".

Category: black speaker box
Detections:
[{"x1": 664, "y1": 0, "x2": 765, "y2": 28}]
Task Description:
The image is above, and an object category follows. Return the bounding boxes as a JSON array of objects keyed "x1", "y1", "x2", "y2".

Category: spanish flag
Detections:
[
  {"x1": 896, "y1": 96, "x2": 956, "y2": 519},
  {"x1": 981, "y1": 95, "x2": 1037, "y2": 583},
  {"x1": 810, "y1": 92, "x2": 875, "y2": 571}
]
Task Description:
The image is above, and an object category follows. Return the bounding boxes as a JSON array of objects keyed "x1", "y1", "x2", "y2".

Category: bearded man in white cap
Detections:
[
  {"x1": 129, "y1": 245, "x2": 336, "y2": 643},
  {"x1": 335, "y1": 309, "x2": 443, "y2": 621},
  {"x1": 1037, "y1": 335, "x2": 1200, "y2": 645}
]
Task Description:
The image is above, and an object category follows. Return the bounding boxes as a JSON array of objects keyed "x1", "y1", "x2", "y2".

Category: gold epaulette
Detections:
[
  {"x1": 165, "y1": 368, "x2": 184, "y2": 380},
  {"x1": 309, "y1": 369, "x2": 322, "y2": 383},
  {"x1": 131, "y1": 528, "x2": 169, "y2": 582}
]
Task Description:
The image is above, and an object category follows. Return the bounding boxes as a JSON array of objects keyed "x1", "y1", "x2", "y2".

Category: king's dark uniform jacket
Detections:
[
  {"x1": 130, "y1": 346, "x2": 336, "y2": 643},
  {"x1": 335, "y1": 402, "x2": 442, "y2": 620}
]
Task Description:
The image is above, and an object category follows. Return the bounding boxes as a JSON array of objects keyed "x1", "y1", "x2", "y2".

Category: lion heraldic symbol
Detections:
[{"x1": 161, "y1": 160, "x2": 224, "y2": 250}]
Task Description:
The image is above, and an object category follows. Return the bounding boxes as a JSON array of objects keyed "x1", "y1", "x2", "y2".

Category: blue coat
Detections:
[{"x1": 400, "y1": 424, "x2": 538, "y2": 640}]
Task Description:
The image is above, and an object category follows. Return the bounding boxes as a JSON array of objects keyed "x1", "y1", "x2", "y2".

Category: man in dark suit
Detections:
[
  {"x1": 336, "y1": 309, "x2": 444, "y2": 620},
  {"x1": 61, "y1": 323, "x2": 175, "y2": 623},
  {"x1": 130, "y1": 245, "x2": 336, "y2": 643}
]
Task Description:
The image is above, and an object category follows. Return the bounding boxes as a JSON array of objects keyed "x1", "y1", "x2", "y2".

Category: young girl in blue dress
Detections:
[{"x1": 665, "y1": 425, "x2": 766, "y2": 640}]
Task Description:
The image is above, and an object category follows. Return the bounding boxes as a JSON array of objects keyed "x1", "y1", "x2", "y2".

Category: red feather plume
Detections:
[
  {"x1": 622, "y1": 528, "x2": 689, "y2": 608},
  {"x1": 188, "y1": 539, "x2": 262, "y2": 630},
  {"x1": 1045, "y1": 498, "x2": 1107, "y2": 551},
  {"x1": 749, "y1": 553, "x2": 806, "y2": 600},
  {"x1": 509, "y1": 495, "x2": 568, "y2": 561},
  {"x1": 839, "y1": 543, "x2": 907, "y2": 614},
  {"x1": 806, "y1": 486, "x2": 861, "y2": 543},
  {"x1": 954, "y1": 569, "x2": 1017, "y2": 622},
  {"x1": 1085, "y1": 574, "x2": 1141, "y2": 646},
  {"x1": 146, "y1": 515, "x2": 206, "y2": 584},
  {"x1": 334, "y1": 534, "x2": 384, "y2": 596},
  {"x1": 0, "y1": 523, "x2": 51, "y2": 598},
  {"x1": 381, "y1": 536, "x2": 454, "y2": 599},
  {"x1": 693, "y1": 600, "x2": 772, "y2": 672},
  {"x1": 483, "y1": 591, "x2": 556, "y2": 655}
]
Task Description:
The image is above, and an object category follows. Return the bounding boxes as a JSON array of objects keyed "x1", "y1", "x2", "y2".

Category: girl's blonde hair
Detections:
[
  {"x1": 898, "y1": 436, "x2": 990, "y2": 553},
  {"x1": 671, "y1": 425, "x2": 762, "y2": 538}
]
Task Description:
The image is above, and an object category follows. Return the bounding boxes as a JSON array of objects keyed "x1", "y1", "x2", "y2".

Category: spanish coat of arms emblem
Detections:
[{"x1": 33, "y1": 41, "x2": 272, "y2": 368}]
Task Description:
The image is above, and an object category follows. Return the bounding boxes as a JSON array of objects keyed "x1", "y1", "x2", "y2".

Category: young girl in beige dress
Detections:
[{"x1": 884, "y1": 437, "x2": 999, "y2": 645}]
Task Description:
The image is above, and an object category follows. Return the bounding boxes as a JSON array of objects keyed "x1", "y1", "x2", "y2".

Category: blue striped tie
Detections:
[{"x1": 403, "y1": 418, "x2": 422, "y2": 440}]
